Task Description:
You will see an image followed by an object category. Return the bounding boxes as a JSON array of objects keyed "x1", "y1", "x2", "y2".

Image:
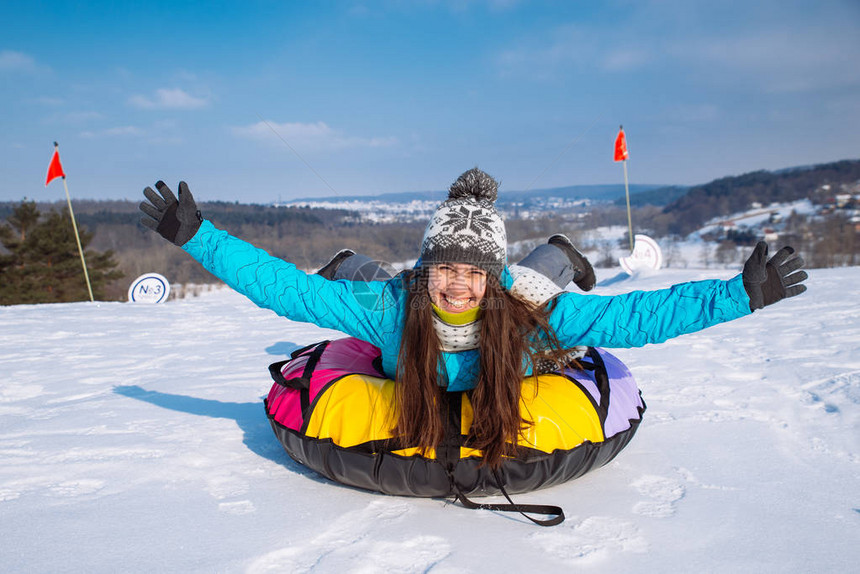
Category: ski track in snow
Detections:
[
  {"x1": 630, "y1": 475, "x2": 686, "y2": 518},
  {"x1": 0, "y1": 267, "x2": 859, "y2": 572},
  {"x1": 246, "y1": 500, "x2": 452, "y2": 574},
  {"x1": 530, "y1": 515, "x2": 649, "y2": 563}
]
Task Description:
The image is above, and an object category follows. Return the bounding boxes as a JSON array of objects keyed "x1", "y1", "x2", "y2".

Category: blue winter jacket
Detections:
[{"x1": 183, "y1": 220, "x2": 752, "y2": 391}]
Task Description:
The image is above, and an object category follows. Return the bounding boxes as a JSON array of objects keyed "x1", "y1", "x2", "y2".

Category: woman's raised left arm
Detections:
[{"x1": 549, "y1": 241, "x2": 807, "y2": 348}]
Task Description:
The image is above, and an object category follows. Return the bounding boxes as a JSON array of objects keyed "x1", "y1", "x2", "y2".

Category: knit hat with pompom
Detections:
[{"x1": 420, "y1": 167, "x2": 507, "y2": 277}]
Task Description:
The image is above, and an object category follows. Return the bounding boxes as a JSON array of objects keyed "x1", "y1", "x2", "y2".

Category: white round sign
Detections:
[
  {"x1": 128, "y1": 273, "x2": 171, "y2": 303},
  {"x1": 619, "y1": 234, "x2": 663, "y2": 275}
]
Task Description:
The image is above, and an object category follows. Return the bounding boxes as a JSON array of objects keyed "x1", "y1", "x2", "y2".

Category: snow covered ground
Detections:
[{"x1": 1, "y1": 265, "x2": 858, "y2": 573}]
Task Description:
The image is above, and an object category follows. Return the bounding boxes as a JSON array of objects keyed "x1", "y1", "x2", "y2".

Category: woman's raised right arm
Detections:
[{"x1": 140, "y1": 181, "x2": 398, "y2": 347}]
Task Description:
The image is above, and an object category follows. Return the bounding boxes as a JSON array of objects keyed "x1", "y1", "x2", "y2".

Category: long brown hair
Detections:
[{"x1": 394, "y1": 266, "x2": 571, "y2": 469}]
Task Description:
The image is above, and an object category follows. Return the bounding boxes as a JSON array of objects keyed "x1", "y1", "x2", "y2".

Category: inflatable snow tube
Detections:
[{"x1": 264, "y1": 337, "x2": 645, "y2": 497}]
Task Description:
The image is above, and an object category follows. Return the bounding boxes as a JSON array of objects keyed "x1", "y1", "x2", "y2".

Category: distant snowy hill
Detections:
[
  {"x1": 286, "y1": 183, "x2": 665, "y2": 206},
  {"x1": 658, "y1": 158, "x2": 860, "y2": 236},
  {"x1": 279, "y1": 183, "x2": 666, "y2": 223},
  {"x1": 1, "y1": 266, "x2": 858, "y2": 572}
]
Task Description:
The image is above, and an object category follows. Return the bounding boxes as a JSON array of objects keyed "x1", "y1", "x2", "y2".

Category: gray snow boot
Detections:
[
  {"x1": 316, "y1": 250, "x2": 394, "y2": 282},
  {"x1": 316, "y1": 249, "x2": 356, "y2": 280},
  {"x1": 517, "y1": 235, "x2": 596, "y2": 291}
]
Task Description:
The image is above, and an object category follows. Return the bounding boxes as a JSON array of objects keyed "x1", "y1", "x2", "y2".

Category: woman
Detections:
[{"x1": 139, "y1": 168, "x2": 807, "y2": 471}]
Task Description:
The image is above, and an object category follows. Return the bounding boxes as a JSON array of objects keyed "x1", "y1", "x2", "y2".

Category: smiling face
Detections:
[{"x1": 427, "y1": 263, "x2": 488, "y2": 313}]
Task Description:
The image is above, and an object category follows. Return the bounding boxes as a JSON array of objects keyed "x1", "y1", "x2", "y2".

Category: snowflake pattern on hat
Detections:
[{"x1": 420, "y1": 168, "x2": 507, "y2": 274}]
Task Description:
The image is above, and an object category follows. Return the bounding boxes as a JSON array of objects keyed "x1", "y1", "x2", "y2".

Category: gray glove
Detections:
[
  {"x1": 139, "y1": 181, "x2": 202, "y2": 247},
  {"x1": 742, "y1": 241, "x2": 807, "y2": 311}
]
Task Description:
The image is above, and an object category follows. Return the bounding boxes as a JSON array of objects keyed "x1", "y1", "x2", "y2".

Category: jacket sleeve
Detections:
[
  {"x1": 181, "y1": 220, "x2": 400, "y2": 348},
  {"x1": 548, "y1": 275, "x2": 753, "y2": 348}
]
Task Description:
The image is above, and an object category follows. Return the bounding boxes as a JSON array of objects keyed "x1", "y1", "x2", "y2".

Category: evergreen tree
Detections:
[
  {"x1": 0, "y1": 201, "x2": 123, "y2": 304},
  {"x1": 5, "y1": 199, "x2": 39, "y2": 242}
]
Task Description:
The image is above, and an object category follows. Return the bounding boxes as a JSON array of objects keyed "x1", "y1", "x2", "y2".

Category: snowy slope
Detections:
[{"x1": 1, "y1": 266, "x2": 858, "y2": 573}]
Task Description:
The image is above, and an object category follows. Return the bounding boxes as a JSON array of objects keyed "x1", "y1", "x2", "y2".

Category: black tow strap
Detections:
[
  {"x1": 440, "y1": 393, "x2": 564, "y2": 526},
  {"x1": 452, "y1": 470, "x2": 565, "y2": 527}
]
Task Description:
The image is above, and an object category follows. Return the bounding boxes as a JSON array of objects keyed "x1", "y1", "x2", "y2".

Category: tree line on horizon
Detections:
[{"x1": 1, "y1": 159, "x2": 858, "y2": 304}]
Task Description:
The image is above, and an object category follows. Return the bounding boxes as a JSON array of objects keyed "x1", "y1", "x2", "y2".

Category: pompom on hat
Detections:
[{"x1": 420, "y1": 168, "x2": 507, "y2": 277}]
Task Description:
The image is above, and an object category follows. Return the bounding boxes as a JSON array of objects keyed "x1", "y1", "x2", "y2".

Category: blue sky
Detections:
[{"x1": 2, "y1": 0, "x2": 859, "y2": 203}]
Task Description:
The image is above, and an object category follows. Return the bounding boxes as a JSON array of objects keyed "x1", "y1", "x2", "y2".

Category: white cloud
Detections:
[
  {"x1": 35, "y1": 96, "x2": 64, "y2": 106},
  {"x1": 0, "y1": 50, "x2": 39, "y2": 73},
  {"x1": 42, "y1": 110, "x2": 103, "y2": 127},
  {"x1": 62, "y1": 111, "x2": 104, "y2": 123},
  {"x1": 680, "y1": 24, "x2": 860, "y2": 93},
  {"x1": 494, "y1": 1, "x2": 860, "y2": 93},
  {"x1": 233, "y1": 120, "x2": 398, "y2": 151},
  {"x1": 496, "y1": 25, "x2": 652, "y2": 79},
  {"x1": 80, "y1": 119, "x2": 184, "y2": 143},
  {"x1": 80, "y1": 125, "x2": 145, "y2": 138},
  {"x1": 603, "y1": 49, "x2": 650, "y2": 72},
  {"x1": 104, "y1": 126, "x2": 144, "y2": 136},
  {"x1": 671, "y1": 103, "x2": 721, "y2": 123},
  {"x1": 129, "y1": 88, "x2": 209, "y2": 110}
]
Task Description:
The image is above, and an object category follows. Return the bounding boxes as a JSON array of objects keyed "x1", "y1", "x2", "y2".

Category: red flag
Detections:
[
  {"x1": 45, "y1": 145, "x2": 65, "y2": 186},
  {"x1": 614, "y1": 127, "x2": 628, "y2": 162}
]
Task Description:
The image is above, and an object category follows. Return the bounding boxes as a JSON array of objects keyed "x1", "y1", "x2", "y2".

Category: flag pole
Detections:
[
  {"x1": 54, "y1": 143, "x2": 94, "y2": 302},
  {"x1": 615, "y1": 125, "x2": 634, "y2": 252},
  {"x1": 623, "y1": 157, "x2": 633, "y2": 252}
]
